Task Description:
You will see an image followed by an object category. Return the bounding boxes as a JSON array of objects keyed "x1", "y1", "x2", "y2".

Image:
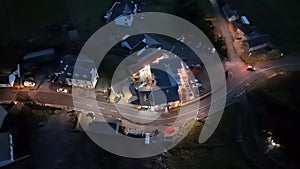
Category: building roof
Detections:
[
  {"x1": 0, "y1": 133, "x2": 11, "y2": 162},
  {"x1": 138, "y1": 86, "x2": 179, "y2": 106},
  {"x1": 23, "y1": 48, "x2": 55, "y2": 60},
  {"x1": 68, "y1": 29, "x2": 79, "y2": 41},
  {"x1": 241, "y1": 16, "x2": 250, "y2": 25},
  {"x1": 121, "y1": 34, "x2": 146, "y2": 50},
  {"x1": 244, "y1": 34, "x2": 270, "y2": 48},
  {"x1": 0, "y1": 75, "x2": 9, "y2": 84},
  {"x1": 151, "y1": 68, "x2": 178, "y2": 87},
  {"x1": 144, "y1": 34, "x2": 161, "y2": 47},
  {"x1": 56, "y1": 54, "x2": 97, "y2": 81},
  {"x1": 222, "y1": 3, "x2": 238, "y2": 18},
  {"x1": 0, "y1": 74, "x2": 15, "y2": 86},
  {"x1": 128, "y1": 49, "x2": 163, "y2": 74},
  {"x1": 233, "y1": 22, "x2": 256, "y2": 35}
]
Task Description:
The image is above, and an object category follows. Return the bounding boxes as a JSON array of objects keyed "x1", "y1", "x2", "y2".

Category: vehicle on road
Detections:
[
  {"x1": 113, "y1": 95, "x2": 121, "y2": 103},
  {"x1": 145, "y1": 133, "x2": 150, "y2": 144},
  {"x1": 57, "y1": 88, "x2": 68, "y2": 94},
  {"x1": 247, "y1": 65, "x2": 256, "y2": 71},
  {"x1": 23, "y1": 80, "x2": 36, "y2": 87}
]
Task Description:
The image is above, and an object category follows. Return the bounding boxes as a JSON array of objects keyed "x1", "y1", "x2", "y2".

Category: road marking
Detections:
[
  {"x1": 74, "y1": 101, "x2": 80, "y2": 104},
  {"x1": 86, "y1": 104, "x2": 93, "y2": 107},
  {"x1": 110, "y1": 110, "x2": 118, "y2": 113},
  {"x1": 98, "y1": 106, "x2": 105, "y2": 110},
  {"x1": 106, "y1": 115, "x2": 113, "y2": 118}
]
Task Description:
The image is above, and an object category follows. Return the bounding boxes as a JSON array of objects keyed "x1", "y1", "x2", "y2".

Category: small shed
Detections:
[{"x1": 0, "y1": 132, "x2": 14, "y2": 167}]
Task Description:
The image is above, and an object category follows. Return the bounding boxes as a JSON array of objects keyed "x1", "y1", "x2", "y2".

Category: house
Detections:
[
  {"x1": 121, "y1": 34, "x2": 146, "y2": 51},
  {"x1": 56, "y1": 54, "x2": 99, "y2": 88},
  {"x1": 0, "y1": 132, "x2": 14, "y2": 167},
  {"x1": 23, "y1": 48, "x2": 55, "y2": 61},
  {"x1": 222, "y1": 3, "x2": 239, "y2": 22},
  {"x1": 232, "y1": 21, "x2": 256, "y2": 40},
  {"x1": 242, "y1": 34, "x2": 271, "y2": 52},
  {"x1": 106, "y1": 1, "x2": 138, "y2": 26},
  {"x1": 22, "y1": 48, "x2": 57, "y2": 69},
  {"x1": 121, "y1": 34, "x2": 161, "y2": 51},
  {"x1": 128, "y1": 51, "x2": 182, "y2": 107},
  {"x1": 68, "y1": 29, "x2": 79, "y2": 41},
  {"x1": 0, "y1": 74, "x2": 16, "y2": 88},
  {"x1": 115, "y1": 15, "x2": 134, "y2": 26}
]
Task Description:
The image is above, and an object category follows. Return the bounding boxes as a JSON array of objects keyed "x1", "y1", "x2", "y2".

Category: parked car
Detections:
[
  {"x1": 145, "y1": 133, "x2": 150, "y2": 144},
  {"x1": 23, "y1": 80, "x2": 35, "y2": 87},
  {"x1": 57, "y1": 88, "x2": 68, "y2": 94},
  {"x1": 113, "y1": 95, "x2": 121, "y2": 103},
  {"x1": 247, "y1": 65, "x2": 256, "y2": 71}
]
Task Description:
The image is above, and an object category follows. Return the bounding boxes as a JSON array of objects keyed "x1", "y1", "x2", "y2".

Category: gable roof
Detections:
[
  {"x1": 245, "y1": 34, "x2": 270, "y2": 48},
  {"x1": 0, "y1": 75, "x2": 9, "y2": 84},
  {"x1": 138, "y1": 86, "x2": 179, "y2": 106},
  {"x1": 222, "y1": 3, "x2": 238, "y2": 18},
  {"x1": 121, "y1": 34, "x2": 146, "y2": 50},
  {"x1": 56, "y1": 54, "x2": 97, "y2": 81}
]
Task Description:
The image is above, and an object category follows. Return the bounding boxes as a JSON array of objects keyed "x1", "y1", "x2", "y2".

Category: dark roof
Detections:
[
  {"x1": 138, "y1": 86, "x2": 179, "y2": 106},
  {"x1": 0, "y1": 133, "x2": 11, "y2": 161},
  {"x1": 128, "y1": 49, "x2": 163, "y2": 73},
  {"x1": 122, "y1": 34, "x2": 145, "y2": 50},
  {"x1": 144, "y1": 34, "x2": 161, "y2": 47},
  {"x1": 56, "y1": 54, "x2": 96, "y2": 81},
  {"x1": 23, "y1": 48, "x2": 55, "y2": 60},
  {"x1": 151, "y1": 68, "x2": 178, "y2": 87},
  {"x1": 129, "y1": 83, "x2": 138, "y2": 96},
  {"x1": 233, "y1": 22, "x2": 256, "y2": 35},
  {"x1": 0, "y1": 76, "x2": 9, "y2": 84},
  {"x1": 222, "y1": 3, "x2": 238, "y2": 18},
  {"x1": 245, "y1": 34, "x2": 270, "y2": 48}
]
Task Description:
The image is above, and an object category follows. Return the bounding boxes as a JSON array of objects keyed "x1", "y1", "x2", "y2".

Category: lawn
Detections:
[{"x1": 228, "y1": 0, "x2": 300, "y2": 54}]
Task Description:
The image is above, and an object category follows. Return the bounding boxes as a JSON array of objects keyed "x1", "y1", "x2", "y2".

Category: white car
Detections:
[
  {"x1": 247, "y1": 65, "x2": 256, "y2": 71},
  {"x1": 57, "y1": 88, "x2": 68, "y2": 94},
  {"x1": 145, "y1": 133, "x2": 150, "y2": 144},
  {"x1": 23, "y1": 81, "x2": 35, "y2": 87}
]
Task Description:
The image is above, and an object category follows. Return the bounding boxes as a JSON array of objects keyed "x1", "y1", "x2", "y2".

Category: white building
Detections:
[
  {"x1": 0, "y1": 74, "x2": 16, "y2": 88},
  {"x1": 57, "y1": 55, "x2": 99, "y2": 88}
]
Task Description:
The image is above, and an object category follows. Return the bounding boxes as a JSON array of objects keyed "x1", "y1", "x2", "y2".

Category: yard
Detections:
[{"x1": 228, "y1": 0, "x2": 300, "y2": 54}]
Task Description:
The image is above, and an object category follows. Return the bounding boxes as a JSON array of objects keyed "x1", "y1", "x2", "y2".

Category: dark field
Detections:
[
  {"x1": 248, "y1": 70, "x2": 300, "y2": 168},
  {"x1": 0, "y1": 0, "x2": 112, "y2": 71}
]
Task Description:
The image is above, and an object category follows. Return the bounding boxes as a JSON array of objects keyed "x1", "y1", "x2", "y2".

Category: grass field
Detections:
[
  {"x1": 228, "y1": 0, "x2": 300, "y2": 54},
  {"x1": 247, "y1": 70, "x2": 300, "y2": 168},
  {"x1": 167, "y1": 104, "x2": 252, "y2": 169}
]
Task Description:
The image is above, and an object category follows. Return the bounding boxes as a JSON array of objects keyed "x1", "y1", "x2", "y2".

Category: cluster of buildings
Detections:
[
  {"x1": 126, "y1": 47, "x2": 200, "y2": 110},
  {"x1": 222, "y1": 3, "x2": 277, "y2": 55}
]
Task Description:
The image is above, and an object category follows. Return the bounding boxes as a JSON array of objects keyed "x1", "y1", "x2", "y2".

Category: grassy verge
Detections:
[{"x1": 166, "y1": 104, "x2": 252, "y2": 169}]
